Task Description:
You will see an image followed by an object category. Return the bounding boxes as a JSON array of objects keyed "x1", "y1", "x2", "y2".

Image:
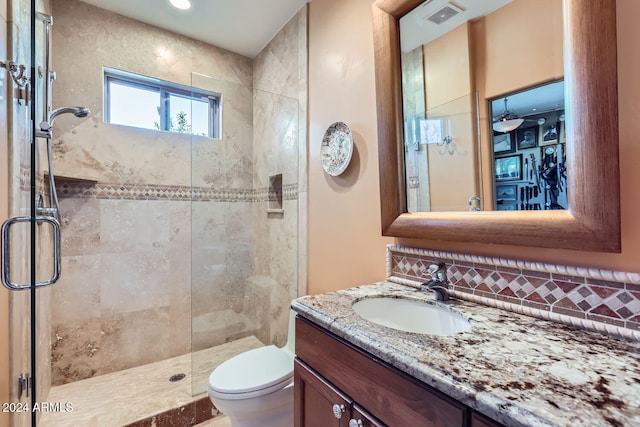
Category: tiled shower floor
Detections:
[{"x1": 40, "y1": 336, "x2": 263, "y2": 426}]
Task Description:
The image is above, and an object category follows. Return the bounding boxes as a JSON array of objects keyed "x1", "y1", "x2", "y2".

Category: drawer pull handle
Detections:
[
  {"x1": 349, "y1": 419, "x2": 364, "y2": 427},
  {"x1": 332, "y1": 404, "x2": 345, "y2": 419}
]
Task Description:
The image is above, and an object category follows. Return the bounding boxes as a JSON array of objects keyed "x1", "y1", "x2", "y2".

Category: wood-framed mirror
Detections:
[{"x1": 372, "y1": 0, "x2": 620, "y2": 252}]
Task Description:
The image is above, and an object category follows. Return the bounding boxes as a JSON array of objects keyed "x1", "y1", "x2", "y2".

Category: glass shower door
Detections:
[
  {"x1": 189, "y1": 71, "x2": 301, "y2": 397},
  {"x1": 189, "y1": 72, "x2": 262, "y2": 396},
  {"x1": 1, "y1": 3, "x2": 59, "y2": 426}
]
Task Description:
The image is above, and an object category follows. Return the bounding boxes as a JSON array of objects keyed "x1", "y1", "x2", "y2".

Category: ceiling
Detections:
[
  {"x1": 490, "y1": 81, "x2": 565, "y2": 119},
  {"x1": 79, "y1": 0, "x2": 310, "y2": 58}
]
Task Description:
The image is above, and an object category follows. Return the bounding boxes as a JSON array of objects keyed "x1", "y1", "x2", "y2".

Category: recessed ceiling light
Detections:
[{"x1": 170, "y1": 0, "x2": 191, "y2": 10}]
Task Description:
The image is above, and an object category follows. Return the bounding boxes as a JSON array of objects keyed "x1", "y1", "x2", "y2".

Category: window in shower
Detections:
[{"x1": 104, "y1": 67, "x2": 220, "y2": 138}]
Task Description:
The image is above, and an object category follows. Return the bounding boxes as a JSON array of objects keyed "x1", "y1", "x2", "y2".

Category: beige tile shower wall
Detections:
[
  {"x1": 402, "y1": 47, "x2": 429, "y2": 213},
  {"x1": 251, "y1": 90, "x2": 299, "y2": 345},
  {"x1": 189, "y1": 72, "x2": 257, "y2": 354},
  {"x1": 34, "y1": 169, "x2": 52, "y2": 414},
  {"x1": 190, "y1": 75, "x2": 254, "y2": 191},
  {"x1": 49, "y1": 0, "x2": 257, "y2": 384},
  {"x1": 251, "y1": 8, "x2": 307, "y2": 347},
  {"x1": 190, "y1": 200, "x2": 256, "y2": 352},
  {"x1": 51, "y1": 197, "x2": 193, "y2": 383},
  {"x1": 50, "y1": 0, "x2": 252, "y2": 185},
  {"x1": 35, "y1": 0, "x2": 54, "y2": 393}
]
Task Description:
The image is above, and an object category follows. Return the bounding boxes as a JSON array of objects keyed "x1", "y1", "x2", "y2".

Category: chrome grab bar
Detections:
[{"x1": 1, "y1": 216, "x2": 61, "y2": 290}]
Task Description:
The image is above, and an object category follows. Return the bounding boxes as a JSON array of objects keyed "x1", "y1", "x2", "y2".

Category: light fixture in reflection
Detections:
[
  {"x1": 170, "y1": 0, "x2": 191, "y2": 10},
  {"x1": 493, "y1": 118, "x2": 523, "y2": 133},
  {"x1": 492, "y1": 98, "x2": 524, "y2": 133}
]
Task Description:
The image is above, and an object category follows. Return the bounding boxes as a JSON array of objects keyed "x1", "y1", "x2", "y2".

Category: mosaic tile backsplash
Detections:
[{"x1": 387, "y1": 245, "x2": 640, "y2": 336}]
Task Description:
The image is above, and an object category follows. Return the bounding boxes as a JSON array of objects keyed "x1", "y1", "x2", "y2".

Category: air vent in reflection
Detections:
[{"x1": 427, "y1": 3, "x2": 463, "y2": 25}]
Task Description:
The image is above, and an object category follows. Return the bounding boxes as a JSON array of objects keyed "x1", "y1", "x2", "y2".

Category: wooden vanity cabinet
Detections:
[{"x1": 294, "y1": 316, "x2": 504, "y2": 427}]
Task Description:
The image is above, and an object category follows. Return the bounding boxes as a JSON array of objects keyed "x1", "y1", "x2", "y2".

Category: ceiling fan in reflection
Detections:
[{"x1": 492, "y1": 98, "x2": 524, "y2": 133}]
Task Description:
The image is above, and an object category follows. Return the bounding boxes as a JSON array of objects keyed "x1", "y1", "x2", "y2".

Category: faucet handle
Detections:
[
  {"x1": 426, "y1": 264, "x2": 440, "y2": 275},
  {"x1": 420, "y1": 262, "x2": 447, "y2": 281},
  {"x1": 425, "y1": 262, "x2": 448, "y2": 283}
]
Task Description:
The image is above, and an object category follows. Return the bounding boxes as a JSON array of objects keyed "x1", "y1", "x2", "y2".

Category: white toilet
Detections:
[{"x1": 207, "y1": 311, "x2": 296, "y2": 427}]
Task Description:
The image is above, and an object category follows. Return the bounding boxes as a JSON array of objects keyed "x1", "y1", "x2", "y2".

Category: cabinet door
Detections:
[
  {"x1": 295, "y1": 359, "x2": 351, "y2": 427},
  {"x1": 349, "y1": 404, "x2": 386, "y2": 427}
]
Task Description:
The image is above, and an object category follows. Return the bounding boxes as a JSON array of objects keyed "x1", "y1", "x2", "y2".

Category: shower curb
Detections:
[{"x1": 123, "y1": 396, "x2": 218, "y2": 427}]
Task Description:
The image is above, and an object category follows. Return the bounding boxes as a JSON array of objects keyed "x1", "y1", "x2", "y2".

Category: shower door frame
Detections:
[{"x1": 1, "y1": 1, "x2": 53, "y2": 425}]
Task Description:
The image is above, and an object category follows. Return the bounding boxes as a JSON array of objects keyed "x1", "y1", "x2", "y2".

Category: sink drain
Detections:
[{"x1": 169, "y1": 373, "x2": 186, "y2": 382}]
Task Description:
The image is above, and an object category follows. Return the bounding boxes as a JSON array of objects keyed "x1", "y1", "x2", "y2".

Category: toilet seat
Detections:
[{"x1": 208, "y1": 345, "x2": 293, "y2": 400}]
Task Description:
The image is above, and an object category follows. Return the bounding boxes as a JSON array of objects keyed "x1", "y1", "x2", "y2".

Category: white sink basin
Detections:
[{"x1": 352, "y1": 297, "x2": 471, "y2": 336}]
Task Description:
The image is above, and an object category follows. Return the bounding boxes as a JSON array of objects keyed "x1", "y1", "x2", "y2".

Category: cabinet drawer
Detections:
[{"x1": 296, "y1": 317, "x2": 468, "y2": 427}]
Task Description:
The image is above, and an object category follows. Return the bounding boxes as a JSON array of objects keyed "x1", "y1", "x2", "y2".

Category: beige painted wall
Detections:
[
  {"x1": 425, "y1": 101, "x2": 477, "y2": 211},
  {"x1": 308, "y1": 0, "x2": 393, "y2": 295},
  {"x1": 423, "y1": 23, "x2": 473, "y2": 110},
  {"x1": 308, "y1": 0, "x2": 640, "y2": 295},
  {"x1": 475, "y1": 0, "x2": 563, "y2": 100},
  {"x1": 423, "y1": 23, "x2": 477, "y2": 211}
]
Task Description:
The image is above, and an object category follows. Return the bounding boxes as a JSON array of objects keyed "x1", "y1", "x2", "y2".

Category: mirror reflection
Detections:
[
  {"x1": 400, "y1": 0, "x2": 564, "y2": 212},
  {"x1": 491, "y1": 81, "x2": 567, "y2": 211}
]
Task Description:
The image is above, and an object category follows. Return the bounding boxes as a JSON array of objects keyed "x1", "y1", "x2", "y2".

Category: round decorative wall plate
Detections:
[{"x1": 321, "y1": 121, "x2": 353, "y2": 176}]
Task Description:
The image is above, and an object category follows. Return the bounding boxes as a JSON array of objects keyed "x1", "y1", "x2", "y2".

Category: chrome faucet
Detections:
[{"x1": 420, "y1": 262, "x2": 450, "y2": 301}]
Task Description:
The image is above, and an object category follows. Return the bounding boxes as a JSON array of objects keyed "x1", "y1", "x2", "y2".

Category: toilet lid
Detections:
[{"x1": 208, "y1": 345, "x2": 293, "y2": 397}]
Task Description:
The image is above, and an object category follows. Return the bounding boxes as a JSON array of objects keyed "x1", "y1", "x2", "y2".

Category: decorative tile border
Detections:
[
  {"x1": 56, "y1": 181, "x2": 298, "y2": 202},
  {"x1": 386, "y1": 245, "x2": 640, "y2": 341},
  {"x1": 254, "y1": 184, "x2": 298, "y2": 202}
]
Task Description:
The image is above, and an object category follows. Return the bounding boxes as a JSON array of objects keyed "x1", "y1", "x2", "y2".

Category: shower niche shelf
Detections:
[
  {"x1": 267, "y1": 174, "x2": 284, "y2": 214},
  {"x1": 43, "y1": 171, "x2": 98, "y2": 184}
]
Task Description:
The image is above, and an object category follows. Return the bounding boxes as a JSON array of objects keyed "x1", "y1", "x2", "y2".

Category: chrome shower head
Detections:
[
  {"x1": 49, "y1": 106, "x2": 91, "y2": 125},
  {"x1": 38, "y1": 106, "x2": 91, "y2": 137}
]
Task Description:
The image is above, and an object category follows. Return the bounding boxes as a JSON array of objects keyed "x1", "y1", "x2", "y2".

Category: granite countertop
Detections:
[{"x1": 291, "y1": 282, "x2": 640, "y2": 427}]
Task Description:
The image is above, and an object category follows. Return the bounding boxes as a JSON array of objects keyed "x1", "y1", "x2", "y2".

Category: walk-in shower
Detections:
[{"x1": 2, "y1": 0, "x2": 306, "y2": 425}]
